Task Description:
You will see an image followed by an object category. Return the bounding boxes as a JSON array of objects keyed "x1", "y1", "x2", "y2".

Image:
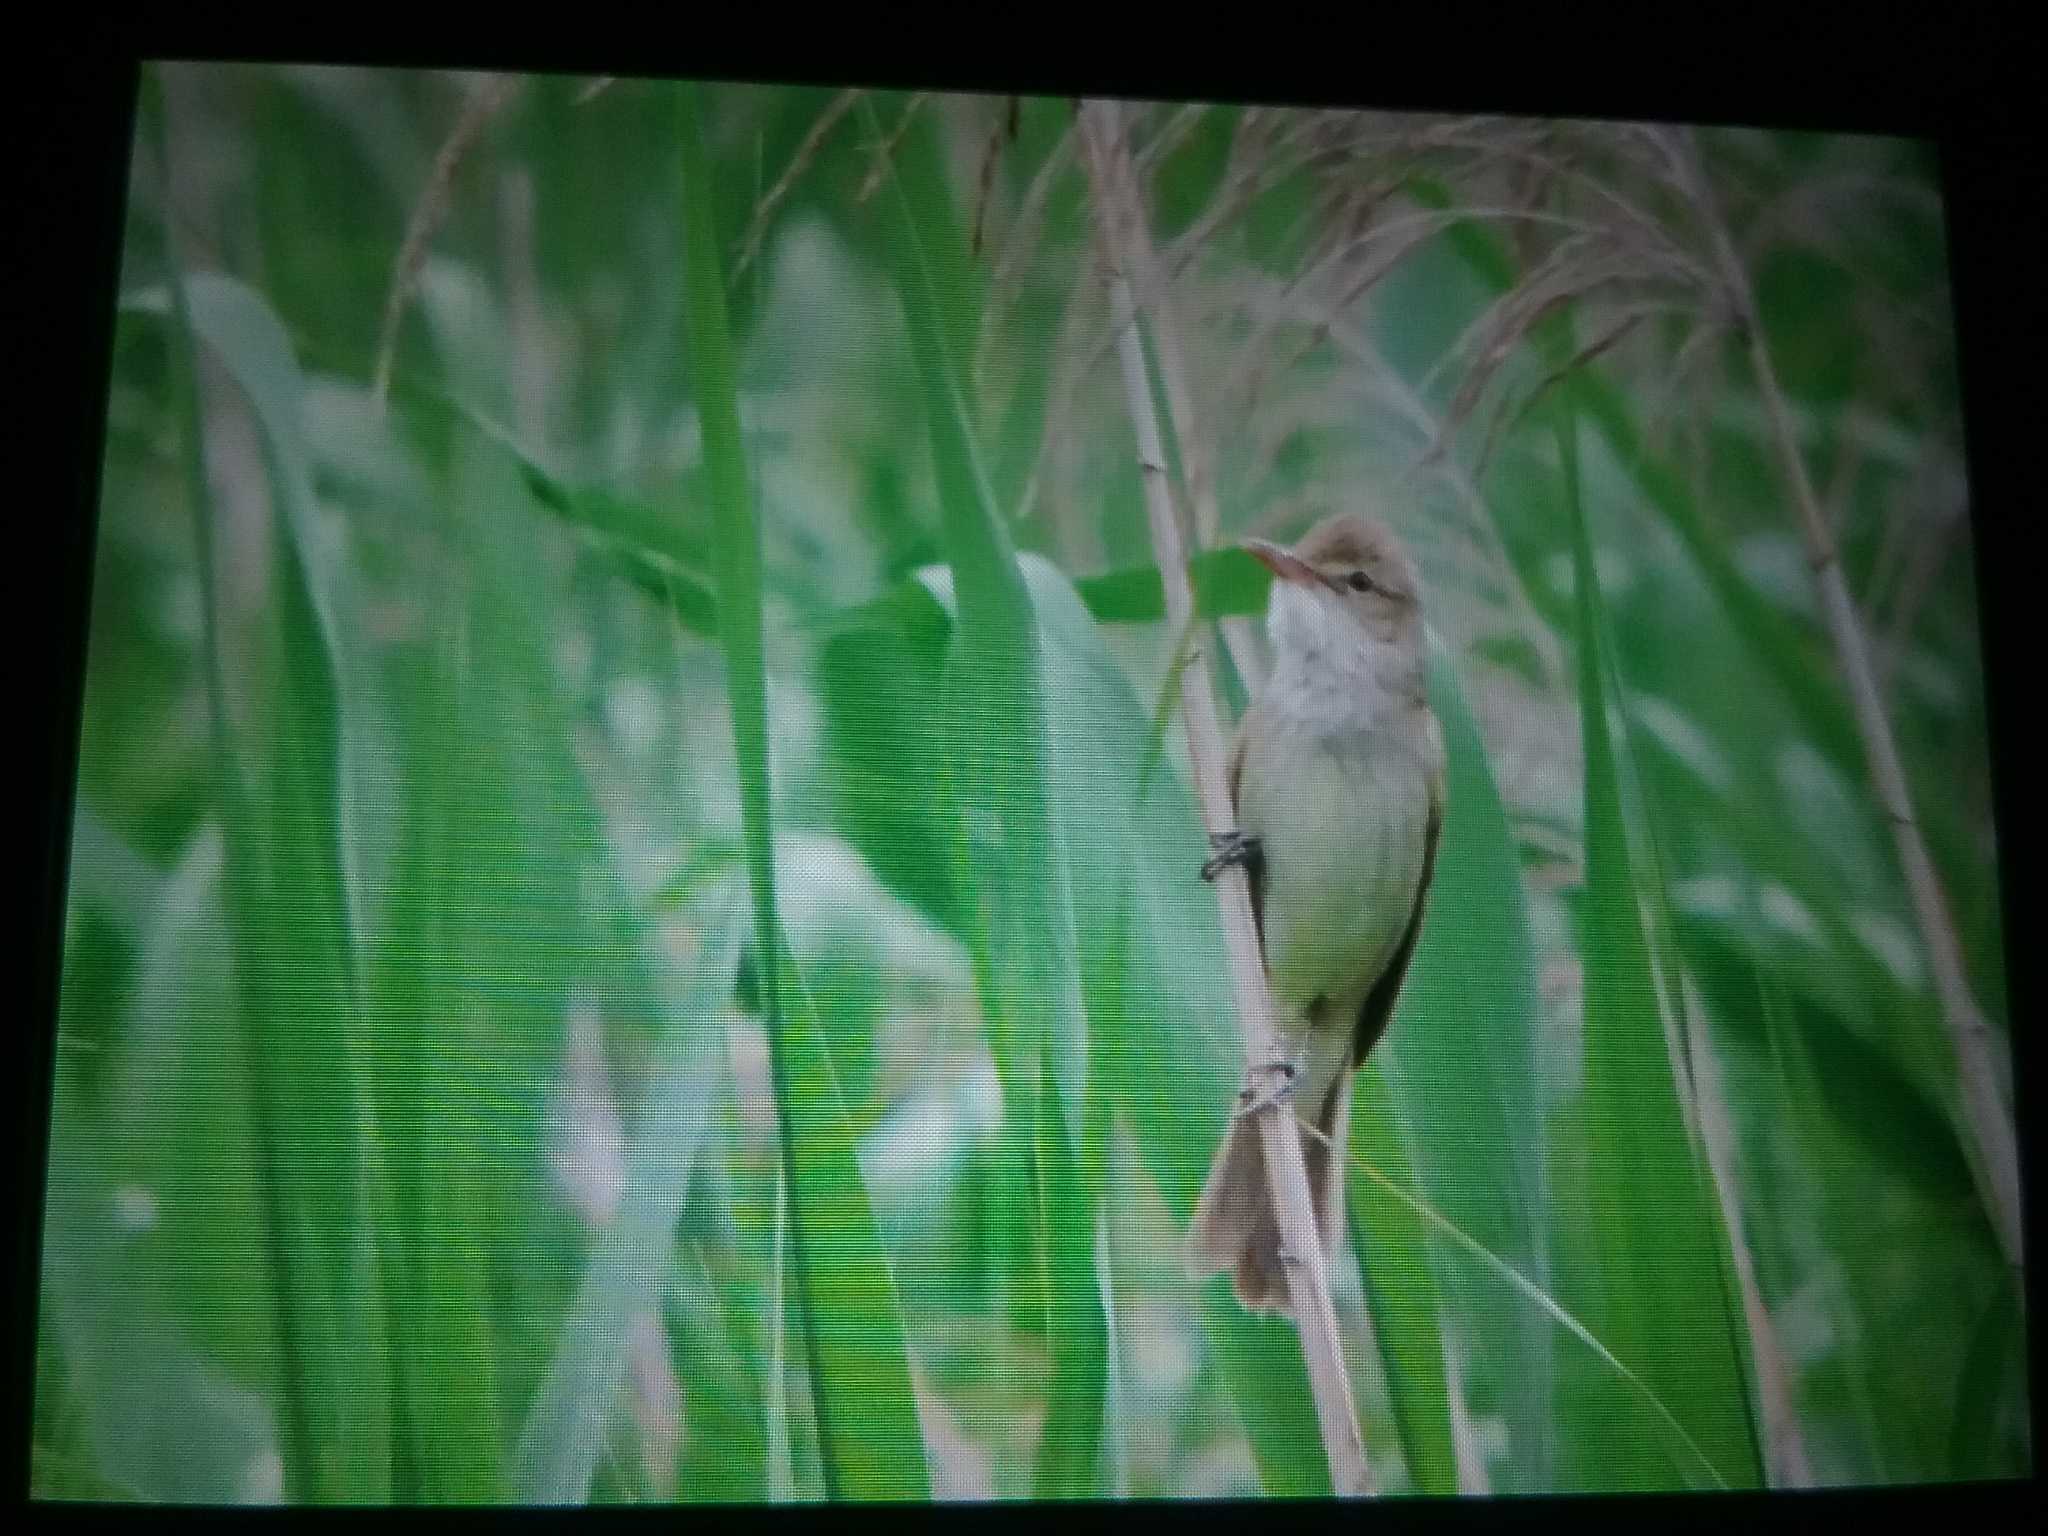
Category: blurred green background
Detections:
[{"x1": 35, "y1": 65, "x2": 2025, "y2": 1503}]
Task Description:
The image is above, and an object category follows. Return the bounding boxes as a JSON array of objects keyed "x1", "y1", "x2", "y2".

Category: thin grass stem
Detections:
[{"x1": 1676, "y1": 128, "x2": 2024, "y2": 1281}]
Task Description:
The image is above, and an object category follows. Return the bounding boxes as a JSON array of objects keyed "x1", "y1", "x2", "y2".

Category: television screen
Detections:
[{"x1": 32, "y1": 62, "x2": 2027, "y2": 1504}]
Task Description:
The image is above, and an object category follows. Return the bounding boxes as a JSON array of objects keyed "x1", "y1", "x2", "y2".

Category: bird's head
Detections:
[{"x1": 1242, "y1": 512, "x2": 1424, "y2": 663}]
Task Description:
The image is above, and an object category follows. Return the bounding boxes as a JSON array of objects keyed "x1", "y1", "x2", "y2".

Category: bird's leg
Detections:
[
  {"x1": 1234, "y1": 1049, "x2": 1300, "y2": 1117},
  {"x1": 1201, "y1": 828, "x2": 1263, "y2": 883}
]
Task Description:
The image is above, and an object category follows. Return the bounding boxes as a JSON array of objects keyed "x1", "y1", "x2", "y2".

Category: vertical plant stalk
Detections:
[
  {"x1": 676, "y1": 84, "x2": 841, "y2": 1496},
  {"x1": 1132, "y1": 224, "x2": 1266, "y2": 691},
  {"x1": 1683, "y1": 983, "x2": 1814, "y2": 1486},
  {"x1": 1077, "y1": 96, "x2": 1373, "y2": 1499},
  {"x1": 1677, "y1": 131, "x2": 2023, "y2": 1277}
]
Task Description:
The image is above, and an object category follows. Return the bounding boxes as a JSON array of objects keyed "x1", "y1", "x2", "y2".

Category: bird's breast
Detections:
[{"x1": 1238, "y1": 711, "x2": 1430, "y2": 1033}]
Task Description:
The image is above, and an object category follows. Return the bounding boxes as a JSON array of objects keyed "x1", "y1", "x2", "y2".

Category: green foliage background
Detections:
[{"x1": 36, "y1": 66, "x2": 2025, "y2": 1502}]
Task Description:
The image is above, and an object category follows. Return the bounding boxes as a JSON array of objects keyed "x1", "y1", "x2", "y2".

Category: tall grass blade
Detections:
[
  {"x1": 511, "y1": 893, "x2": 743, "y2": 1502},
  {"x1": 1030, "y1": 1057, "x2": 1110, "y2": 1499},
  {"x1": 1377, "y1": 642, "x2": 1554, "y2": 1491},
  {"x1": 679, "y1": 83, "x2": 930, "y2": 1501},
  {"x1": 769, "y1": 945, "x2": 935, "y2": 1498},
  {"x1": 1551, "y1": 401, "x2": 1762, "y2": 1491},
  {"x1": 1572, "y1": 527, "x2": 1789, "y2": 1484},
  {"x1": 181, "y1": 271, "x2": 396, "y2": 1503},
  {"x1": 862, "y1": 94, "x2": 1108, "y2": 1476},
  {"x1": 1706, "y1": 914, "x2": 2023, "y2": 1481},
  {"x1": 864, "y1": 96, "x2": 1092, "y2": 1133},
  {"x1": 765, "y1": 1169, "x2": 795, "y2": 1501},
  {"x1": 348, "y1": 418, "x2": 506, "y2": 1505},
  {"x1": 1344, "y1": 1064, "x2": 1461, "y2": 1494},
  {"x1": 667, "y1": 1243, "x2": 771, "y2": 1503}
]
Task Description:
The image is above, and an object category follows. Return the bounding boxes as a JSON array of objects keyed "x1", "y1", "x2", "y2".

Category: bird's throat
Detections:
[{"x1": 1264, "y1": 584, "x2": 1420, "y2": 732}]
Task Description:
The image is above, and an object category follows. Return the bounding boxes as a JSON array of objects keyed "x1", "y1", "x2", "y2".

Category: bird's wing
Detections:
[
  {"x1": 1351, "y1": 746, "x2": 1446, "y2": 1067},
  {"x1": 1226, "y1": 714, "x2": 1266, "y2": 955}
]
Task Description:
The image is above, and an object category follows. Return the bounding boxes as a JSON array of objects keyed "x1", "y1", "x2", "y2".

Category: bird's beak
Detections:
[{"x1": 1242, "y1": 537, "x2": 1325, "y2": 589}]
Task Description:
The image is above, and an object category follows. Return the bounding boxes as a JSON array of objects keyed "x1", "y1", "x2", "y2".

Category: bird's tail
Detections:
[{"x1": 1184, "y1": 1074, "x2": 1352, "y2": 1317}]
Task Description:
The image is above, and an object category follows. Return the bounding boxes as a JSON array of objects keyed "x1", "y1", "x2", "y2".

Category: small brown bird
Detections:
[{"x1": 1186, "y1": 512, "x2": 1446, "y2": 1316}]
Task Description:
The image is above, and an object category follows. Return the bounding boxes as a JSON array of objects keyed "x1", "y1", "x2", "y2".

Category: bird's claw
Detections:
[
  {"x1": 1234, "y1": 1057, "x2": 1299, "y2": 1118},
  {"x1": 1201, "y1": 829, "x2": 1263, "y2": 883}
]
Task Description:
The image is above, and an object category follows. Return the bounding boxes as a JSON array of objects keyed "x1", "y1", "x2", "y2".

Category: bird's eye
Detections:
[{"x1": 1345, "y1": 571, "x2": 1374, "y2": 593}]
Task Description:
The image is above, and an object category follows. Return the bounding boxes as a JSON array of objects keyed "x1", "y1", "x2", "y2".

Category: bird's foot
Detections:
[
  {"x1": 1234, "y1": 1055, "x2": 1299, "y2": 1117},
  {"x1": 1201, "y1": 829, "x2": 1263, "y2": 883}
]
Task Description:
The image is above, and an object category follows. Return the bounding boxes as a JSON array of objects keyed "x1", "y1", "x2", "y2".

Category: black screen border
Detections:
[{"x1": 16, "y1": 14, "x2": 2042, "y2": 1530}]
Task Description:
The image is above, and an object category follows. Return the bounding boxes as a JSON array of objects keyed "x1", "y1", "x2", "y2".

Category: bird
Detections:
[{"x1": 1185, "y1": 511, "x2": 1446, "y2": 1317}]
